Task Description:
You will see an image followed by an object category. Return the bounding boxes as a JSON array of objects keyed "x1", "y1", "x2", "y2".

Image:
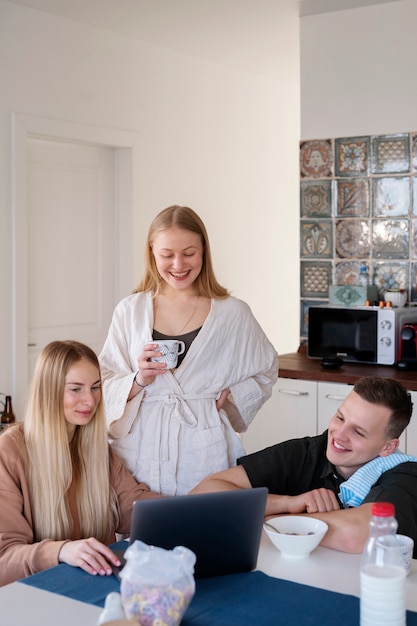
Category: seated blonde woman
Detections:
[{"x1": 0, "y1": 340, "x2": 161, "y2": 587}]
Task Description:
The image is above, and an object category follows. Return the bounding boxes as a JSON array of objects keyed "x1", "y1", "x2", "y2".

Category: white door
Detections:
[
  {"x1": 26, "y1": 138, "x2": 116, "y2": 379},
  {"x1": 12, "y1": 113, "x2": 137, "y2": 418}
]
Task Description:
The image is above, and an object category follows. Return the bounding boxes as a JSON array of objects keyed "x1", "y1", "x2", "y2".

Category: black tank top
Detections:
[{"x1": 152, "y1": 327, "x2": 201, "y2": 368}]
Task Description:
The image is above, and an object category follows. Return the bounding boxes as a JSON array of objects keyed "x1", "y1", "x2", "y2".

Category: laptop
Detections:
[{"x1": 113, "y1": 487, "x2": 268, "y2": 579}]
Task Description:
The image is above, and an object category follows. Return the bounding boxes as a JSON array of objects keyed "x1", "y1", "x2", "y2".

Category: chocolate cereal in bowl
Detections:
[{"x1": 264, "y1": 516, "x2": 328, "y2": 559}]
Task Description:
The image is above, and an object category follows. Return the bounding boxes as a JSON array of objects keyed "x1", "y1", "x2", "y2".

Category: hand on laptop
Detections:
[{"x1": 58, "y1": 537, "x2": 122, "y2": 576}]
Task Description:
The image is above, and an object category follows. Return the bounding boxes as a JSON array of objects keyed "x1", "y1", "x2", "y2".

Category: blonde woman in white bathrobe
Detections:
[{"x1": 99, "y1": 205, "x2": 279, "y2": 496}]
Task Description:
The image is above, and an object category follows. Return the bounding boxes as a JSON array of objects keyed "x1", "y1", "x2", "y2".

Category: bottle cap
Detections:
[{"x1": 371, "y1": 502, "x2": 395, "y2": 517}]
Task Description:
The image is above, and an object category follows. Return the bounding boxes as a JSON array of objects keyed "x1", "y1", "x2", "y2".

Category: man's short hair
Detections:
[{"x1": 353, "y1": 377, "x2": 413, "y2": 439}]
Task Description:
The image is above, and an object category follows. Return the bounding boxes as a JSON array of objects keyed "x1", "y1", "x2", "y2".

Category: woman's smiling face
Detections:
[
  {"x1": 152, "y1": 227, "x2": 203, "y2": 292},
  {"x1": 326, "y1": 390, "x2": 399, "y2": 479},
  {"x1": 63, "y1": 358, "x2": 101, "y2": 439}
]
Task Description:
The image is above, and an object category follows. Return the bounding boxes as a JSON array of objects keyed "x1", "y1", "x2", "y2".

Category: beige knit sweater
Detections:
[{"x1": 0, "y1": 423, "x2": 158, "y2": 586}]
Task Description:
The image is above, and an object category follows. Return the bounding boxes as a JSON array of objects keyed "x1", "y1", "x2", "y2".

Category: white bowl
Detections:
[
  {"x1": 384, "y1": 290, "x2": 407, "y2": 307},
  {"x1": 263, "y1": 516, "x2": 328, "y2": 559}
]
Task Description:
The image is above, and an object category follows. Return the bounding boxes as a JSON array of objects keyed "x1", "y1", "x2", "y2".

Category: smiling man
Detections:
[{"x1": 190, "y1": 377, "x2": 417, "y2": 557}]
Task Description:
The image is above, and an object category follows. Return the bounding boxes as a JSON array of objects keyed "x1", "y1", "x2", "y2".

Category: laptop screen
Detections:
[{"x1": 123, "y1": 487, "x2": 268, "y2": 578}]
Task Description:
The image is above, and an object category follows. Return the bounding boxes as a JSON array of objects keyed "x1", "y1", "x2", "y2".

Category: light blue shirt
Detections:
[{"x1": 339, "y1": 453, "x2": 417, "y2": 508}]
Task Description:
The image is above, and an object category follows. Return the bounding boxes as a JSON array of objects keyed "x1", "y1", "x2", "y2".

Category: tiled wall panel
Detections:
[{"x1": 300, "y1": 132, "x2": 417, "y2": 342}]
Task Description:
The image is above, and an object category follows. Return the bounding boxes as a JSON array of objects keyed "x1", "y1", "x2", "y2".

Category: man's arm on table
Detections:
[
  {"x1": 190, "y1": 467, "x2": 373, "y2": 554},
  {"x1": 303, "y1": 502, "x2": 373, "y2": 553}
]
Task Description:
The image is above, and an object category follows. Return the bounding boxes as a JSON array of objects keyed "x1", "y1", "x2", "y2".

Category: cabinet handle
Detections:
[
  {"x1": 278, "y1": 388, "x2": 309, "y2": 397},
  {"x1": 325, "y1": 394, "x2": 346, "y2": 401}
]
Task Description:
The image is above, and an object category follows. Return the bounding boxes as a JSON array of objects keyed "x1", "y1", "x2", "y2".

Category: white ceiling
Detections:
[
  {"x1": 4, "y1": 0, "x2": 402, "y2": 79},
  {"x1": 299, "y1": 0, "x2": 401, "y2": 16}
]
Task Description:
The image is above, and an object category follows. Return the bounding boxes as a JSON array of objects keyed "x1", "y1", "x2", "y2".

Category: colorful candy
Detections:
[
  {"x1": 121, "y1": 577, "x2": 195, "y2": 625},
  {"x1": 120, "y1": 541, "x2": 196, "y2": 626}
]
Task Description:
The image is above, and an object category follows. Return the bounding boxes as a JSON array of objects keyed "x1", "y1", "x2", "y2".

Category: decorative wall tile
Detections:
[
  {"x1": 411, "y1": 263, "x2": 417, "y2": 301},
  {"x1": 374, "y1": 261, "x2": 408, "y2": 293},
  {"x1": 372, "y1": 219, "x2": 409, "y2": 259},
  {"x1": 300, "y1": 140, "x2": 333, "y2": 178},
  {"x1": 300, "y1": 131, "x2": 417, "y2": 345},
  {"x1": 372, "y1": 176, "x2": 410, "y2": 217},
  {"x1": 411, "y1": 220, "x2": 417, "y2": 259},
  {"x1": 336, "y1": 179, "x2": 369, "y2": 217},
  {"x1": 335, "y1": 219, "x2": 371, "y2": 258},
  {"x1": 411, "y1": 134, "x2": 417, "y2": 171},
  {"x1": 300, "y1": 300, "x2": 321, "y2": 337},
  {"x1": 300, "y1": 261, "x2": 331, "y2": 298},
  {"x1": 413, "y1": 177, "x2": 417, "y2": 215},
  {"x1": 329, "y1": 284, "x2": 366, "y2": 306},
  {"x1": 371, "y1": 134, "x2": 410, "y2": 174},
  {"x1": 335, "y1": 260, "x2": 365, "y2": 286},
  {"x1": 300, "y1": 180, "x2": 332, "y2": 217},
  {"x1": 300, "y1": 220, "x2": 332, "y2": 258},
  {"x1": 335, "y1": 137, "x2": 370, "y2": 177}
]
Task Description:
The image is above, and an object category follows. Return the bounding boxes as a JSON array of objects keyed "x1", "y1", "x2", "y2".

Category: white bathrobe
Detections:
[{"x1": 99, "y1": 292, "x2": 278, "y2": 495}]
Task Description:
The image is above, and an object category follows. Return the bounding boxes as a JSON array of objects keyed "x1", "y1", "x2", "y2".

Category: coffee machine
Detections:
[{"x1": 397, "y1": 322, "x2": 417, "y2": 370}]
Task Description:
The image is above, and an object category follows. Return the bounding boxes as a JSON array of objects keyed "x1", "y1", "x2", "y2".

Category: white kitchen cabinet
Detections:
[
  {"x1": 240, "y1": 378, "x2": 317, "y2": 455},
  {"x1": 317, "y1": 382, "x2": 353, "y2": 435},
  {"x1": 274, "y1": 378, "x2": 318, "y2": 440},
  {"x1": 405, "y1": 390, "x2": 417, "y2": 457}
]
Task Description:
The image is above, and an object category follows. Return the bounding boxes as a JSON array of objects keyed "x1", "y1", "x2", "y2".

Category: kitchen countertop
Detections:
[{"x1": 279, "y1": 347, "x2": 417, "y2": 391}]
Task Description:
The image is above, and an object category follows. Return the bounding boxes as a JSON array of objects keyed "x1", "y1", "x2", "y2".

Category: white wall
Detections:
[
  {"x1": 301, "y1": 0, "x2": 417, "y2": 139},
  {"x1": 0, "y1": 1, "x2": 300, "y2": 409}
]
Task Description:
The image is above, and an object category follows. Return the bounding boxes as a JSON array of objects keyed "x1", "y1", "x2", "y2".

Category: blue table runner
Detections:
[{"x1": 21, "y1": 541, "x2": 417, "y2": 626}]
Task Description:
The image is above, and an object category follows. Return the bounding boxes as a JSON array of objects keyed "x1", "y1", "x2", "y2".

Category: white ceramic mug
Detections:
[
  {"x1": 396, "y1": 534, "x2": 414, "y2": 575},
  {"x1": 151, "y1": 340, "x2": 186, "y2": 369}
]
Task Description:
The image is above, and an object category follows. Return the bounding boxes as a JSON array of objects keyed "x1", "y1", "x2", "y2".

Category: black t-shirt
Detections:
[
  {"x1": 238, "y1": 430, "x2": 417, "y2": 557},
  {"x1": 238, "y1": 431, "x2": 345, "y2": 506}
]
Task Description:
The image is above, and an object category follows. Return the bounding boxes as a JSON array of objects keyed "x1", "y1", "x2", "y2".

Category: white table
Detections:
[
  {"x1": 0, "y1": 581, "x2": 102, "y2": 626},
  {"x1": 257, "y1": 531, "x2": 417, "y2": 609},
  {"x1": 1, "y1": 531, "x2": 416, "y2": 625}
]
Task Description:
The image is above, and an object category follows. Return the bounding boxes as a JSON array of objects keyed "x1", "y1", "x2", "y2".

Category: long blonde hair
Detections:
[
  {"x1": 133, "y1": 205, "x2": 230, "y2": 298},
  {"x1": 24, "y1": 340, "x2": 119, "y2": 542}
]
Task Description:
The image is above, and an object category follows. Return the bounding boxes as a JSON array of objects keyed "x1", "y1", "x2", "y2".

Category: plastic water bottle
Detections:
[
  {"x1": 360, "y1": 502, "x2": 406, "y2": 626},
  {"x1": 359, "y1": 263, "x2": 369, "y2": 287}
]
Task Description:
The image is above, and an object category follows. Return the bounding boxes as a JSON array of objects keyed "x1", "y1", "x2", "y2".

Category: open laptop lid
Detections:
[{"x1": 127, "y1": 487, "x2": 268, "y2": 578}]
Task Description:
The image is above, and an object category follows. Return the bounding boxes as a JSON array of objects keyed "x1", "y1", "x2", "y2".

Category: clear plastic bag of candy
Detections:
[{"x1": 120, "y1": 540, "x2": 196, "y2": 626}]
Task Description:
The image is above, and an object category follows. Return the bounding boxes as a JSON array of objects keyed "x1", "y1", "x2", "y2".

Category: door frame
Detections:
[{"x1": 11, "y1": 113, "x2": 139, "y2": 415}]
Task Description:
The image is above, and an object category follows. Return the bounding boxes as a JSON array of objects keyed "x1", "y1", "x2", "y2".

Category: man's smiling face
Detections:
[{"x1": 326, "y1": 390, "x2": 399, "y2": 479}]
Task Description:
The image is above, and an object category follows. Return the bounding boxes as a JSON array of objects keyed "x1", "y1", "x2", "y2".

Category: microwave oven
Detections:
[{"x1": 307, "y1": 305, "x2": 415, "y2": 367}]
